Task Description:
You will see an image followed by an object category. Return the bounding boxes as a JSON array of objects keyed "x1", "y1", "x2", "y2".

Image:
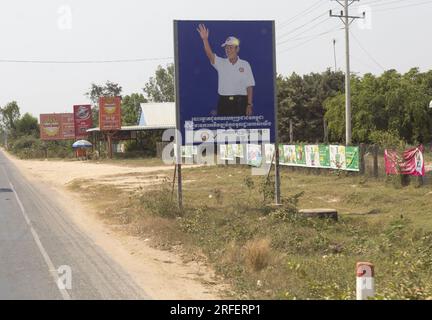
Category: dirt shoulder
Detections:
[{"x1": 4, "y1": 152, "x2": 227, "y2": 300}]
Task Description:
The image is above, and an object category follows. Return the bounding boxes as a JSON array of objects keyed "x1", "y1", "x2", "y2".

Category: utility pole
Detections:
[{"x1": 330, "y1": 0, "x2": 365, "y2": 145}]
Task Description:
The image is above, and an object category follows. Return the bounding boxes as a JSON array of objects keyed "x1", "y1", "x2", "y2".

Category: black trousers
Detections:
[{"x1": 217, "y1": 95, "x2": 248, "y2": 116}]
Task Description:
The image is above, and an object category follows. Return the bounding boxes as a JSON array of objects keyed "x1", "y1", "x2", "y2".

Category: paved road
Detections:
[{"x1": 0, "y1": 150, "x2": 149, "y2": 299}]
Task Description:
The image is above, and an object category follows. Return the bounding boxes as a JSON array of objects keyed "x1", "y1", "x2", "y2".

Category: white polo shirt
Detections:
[{"x1": 212, "y1": 54, "x2": 255, "y2": 96}]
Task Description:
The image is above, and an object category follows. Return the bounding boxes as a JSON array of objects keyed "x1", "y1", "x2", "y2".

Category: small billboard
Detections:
[
  {"x1": 99, "y1": 96, "x2": 121, "y2": 131},
  {"x1": 73, "y1": 105, "x2": 93, "y2": 139},
  {"x1": 40, "y1": 113, "x2": 75, "y2": 140}
]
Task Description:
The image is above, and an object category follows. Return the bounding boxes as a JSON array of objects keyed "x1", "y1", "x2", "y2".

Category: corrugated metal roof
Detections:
[
  {"x1": 139, "y1": 102, "x2": 176, "y2": 127},
  {"x1": 87, "y1": 102, "x2": 176, "y2": 132}
]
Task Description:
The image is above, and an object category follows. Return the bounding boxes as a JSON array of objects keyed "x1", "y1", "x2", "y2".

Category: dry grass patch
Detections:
[{"x1": 243, "y1": 238, "x2": 272, "y2": 272}]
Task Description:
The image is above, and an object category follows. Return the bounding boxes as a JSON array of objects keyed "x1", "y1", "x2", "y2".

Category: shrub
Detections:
[
  {"x1": 369, "y1": 130, "x2": 406, "y2": 150},
  {"x1": 141, "y1": 186, "x2": 183, "y2": 218},
  {"x1": 243, "y1": 238, "x2": 272, "y2": 272}
]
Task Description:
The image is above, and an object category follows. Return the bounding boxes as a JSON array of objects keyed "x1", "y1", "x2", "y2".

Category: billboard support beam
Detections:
[
  {"x1": 272, "y1": 21, "x2": 281, "y2": 205},
  {"x1": 173, "y1": 20, "x2": 183, "y2": 210}
]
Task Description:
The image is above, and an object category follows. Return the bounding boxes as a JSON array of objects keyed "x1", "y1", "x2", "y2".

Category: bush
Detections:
[
  {"x1": 10, "y1": 135, "x2": 45, "y2": 159},
  {"x1": 141, "y1": 186, "x2": 183, "y2": 218},
  {"x1": 243, "y1": 238, "x2": 272, "y2": 272},
  {"x1": 369, "y1": 130, "x2": 406, "y2": 150}
]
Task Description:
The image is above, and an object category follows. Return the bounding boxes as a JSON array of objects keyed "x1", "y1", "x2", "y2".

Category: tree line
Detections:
[{"x1": 1, "y1": 64, "x2": 431, "y2": 158}]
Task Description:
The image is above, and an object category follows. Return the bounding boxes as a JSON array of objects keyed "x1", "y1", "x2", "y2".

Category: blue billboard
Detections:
[{"x1": 174, "y1": 20, "x2": 277, "y2": 145}]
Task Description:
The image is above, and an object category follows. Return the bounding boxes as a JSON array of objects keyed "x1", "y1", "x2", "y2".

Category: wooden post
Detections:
[
  {"x1": 323, "y1": 118, "x2": 329, "y2": 144},
  {"x1": 106, "y1": 132, "x2": 114, "y2": 159},
  {"x1": 360, "y1": 143, "x2": 366, "y2": 175},
  {"x1": 373, "y1": 144, "x2": 379, "y2": 178},
  {"x1": 289, "y1": 119, "x2": 294, "y2": 144}
]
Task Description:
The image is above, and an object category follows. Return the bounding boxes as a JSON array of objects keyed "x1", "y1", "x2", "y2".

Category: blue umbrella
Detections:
[{"x1": 72, "y1": 140, "x2": 92, "y2": 148}]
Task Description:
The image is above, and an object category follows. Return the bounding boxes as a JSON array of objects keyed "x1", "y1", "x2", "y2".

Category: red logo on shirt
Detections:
[{"x1": 239, "y1": 67, "x2": 244, "y2": 73}]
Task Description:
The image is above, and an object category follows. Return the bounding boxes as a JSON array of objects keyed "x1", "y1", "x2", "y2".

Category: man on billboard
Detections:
[{"x1": 197, "y1": 24, "x2": 255, "y2": 117}]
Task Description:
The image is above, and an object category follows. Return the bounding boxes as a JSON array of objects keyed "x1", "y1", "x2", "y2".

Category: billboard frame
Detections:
[{"x1": 173, "y1": 19, "x2": 281, "y2": 207}]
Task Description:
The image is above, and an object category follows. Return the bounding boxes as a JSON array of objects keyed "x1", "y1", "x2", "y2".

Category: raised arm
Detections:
[{"x1": 197, "y1": 24, "x2": 215, "y2": 65}]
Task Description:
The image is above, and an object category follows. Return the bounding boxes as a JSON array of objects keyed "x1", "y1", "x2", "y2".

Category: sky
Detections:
[{"x1": 1, "y1": 0, "x2": 431, "y2": 116}]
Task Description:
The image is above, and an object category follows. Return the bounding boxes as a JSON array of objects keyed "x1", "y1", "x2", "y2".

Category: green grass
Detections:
[{"x1": 69, "y1": 164, "x2": 432, "y2": 300}]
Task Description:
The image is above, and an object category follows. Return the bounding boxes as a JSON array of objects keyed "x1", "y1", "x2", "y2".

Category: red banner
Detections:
[
  {"x1": 385, "y1": 145, "x2": 425, "y2": 176},
  {"x1": 73, "y1": 105, "x2": 93, "y2": 139},
  {"x1": 99, "y1": 96, "x2": 121, "y2": 131}
]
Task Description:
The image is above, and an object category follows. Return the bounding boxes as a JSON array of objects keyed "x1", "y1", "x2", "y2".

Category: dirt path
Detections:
[{"x1": 4, "y1": 152, "x2": 227, "y2": 300}]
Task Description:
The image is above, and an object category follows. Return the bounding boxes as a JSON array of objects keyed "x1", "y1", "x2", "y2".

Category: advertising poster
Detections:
[
  {"x1": 40, "y1": 113, "x2": 75, "y2": 141},
  {"x1": 232, "y1": 144, "x2": 244, "y2": 158},
  {"x1": 305, "y1": 145, "x2": 320, "y2": 168},
  {"x1": 220, "y1": 144, "x2": 234, "y2": 160},
  {"x1": 319, "y1": 145, "x2": 330, "y2": 168},
  {"x1": 40, "y1": 114, "x2": 62, "y2": 140},
  {"x1": 295, "y1": 145, "x2": 306, "y2": 166},
  {"x1": 182, "y1": 145, "x2": 194, "y2": 158},
  {"x1": 60, "y1": 113, "x2": 75, "y2": 140},
  {"x1": 264, "y1": 144, "x2": 275, "y2": 164},
  {"x1": 345, "y1": 146, "x2": 360, "y2": 171},
  {"x1": 283, "y1": 145, "x2": 296, "y2": 165},
  {"x1": 330, "y1": 145, "x2": 346, "y2": 170},
  {"x1": 174, "y1": 20, "x2": 276, "y2": 144},
  {"x1": 99, "y1": 96, "x2": 121, "y2": 131},
  {"x1": 246, "y1": 144, "x2": 262, "y2": 167},
  {"x1": 278, "y1": 144, "x2": 285, "y2": 164},
  {"x1": 74, "y1": 105, "x2": 93, "y2": 139}
]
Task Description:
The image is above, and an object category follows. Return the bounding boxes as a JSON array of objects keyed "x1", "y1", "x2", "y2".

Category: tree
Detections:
[
  {"x1": 121, "y1": 93, "x2": 147, "y2": 126},
  {"x1": 277, "y1": 70, "x2": 344, "y2": 143},
  {"x1": 324, "y1": 69, "x2": 432, "y2": 145},
  {"x1": 15, "y1": 113, "x2": 39, "y2": 138},
  {"x1": 1, "y1": 101, "x2": 20, "y2": 132},
  {"x1": 85, "y1": 81, "x2": 123, "y2": 126},
  {"x1": 143, "y1": 64, "x2": 175, "y2": 102}
]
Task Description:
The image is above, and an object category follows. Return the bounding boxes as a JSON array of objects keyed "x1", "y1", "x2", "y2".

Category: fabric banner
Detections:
[
  {"x1": 247, "y1": 144, "x2": 262, "y2": 167},
  {"x1": 345, "y1": 146, "x2": 360, "y2": 171},
  {"x1": 182, "y1": 145, "x2": 194, "y2": 158},
  {"x1": 274, "y1": 144, "x2": 358, "y2": 171},
  {"x1": 385, "y1": 145, "x2": 425, "y2": 176},
  {"x1": 220, "y1": 144, "x2": 234, "y2": 160},
  {"x1": 232, "y1": 144, "x2": 244, "y2": 158},
  {"x1": 264, "y1": 144, "x2": 275, "y2": 164},
  {"x1": 330, "y1": 145, "x2": 346, "y2": 170},
  {"x1": 319, "y1": 145, "x2": 330, "y2": 168},
  {"x1": 305, "y1": 145, "x2": 320, "y2": 168}
]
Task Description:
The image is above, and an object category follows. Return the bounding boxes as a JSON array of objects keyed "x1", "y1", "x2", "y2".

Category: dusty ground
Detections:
[{"x1": 4, "y1": 153, "x2": 227, "y2": 300}]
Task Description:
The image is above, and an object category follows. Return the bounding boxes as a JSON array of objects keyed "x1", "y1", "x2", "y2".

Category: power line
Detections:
[
  {"x1": 350, "y1": 31, "x2": 386, "y2": 71},
  {"x1": 374, "y1": 0, "x2": 432, "y2": 12},
  {"x1": 278, "y1": 18, "x2": 335, "y2": 45},
  {"x1": 278, "y1": 26, "x2": 343, "y2": 53},
  {"x1": 277, "y1": 12, "x2": 329, "y2": 40},
  {"x1": 351, "y1": 0, "x2": 432, "y2": 10},
  {"x1": 279, "y1": 25, "x2": 342, "y2": 44},
  {"x1": 278, "y1": 0, "x2": 326, "y2": 29},
  {"x1": 0, "y1": 57, "x2": 174, "y2": 64}
]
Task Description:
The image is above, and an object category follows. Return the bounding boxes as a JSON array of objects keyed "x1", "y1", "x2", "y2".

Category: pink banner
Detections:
[{"x1": 385, "y1": 145, "x2": 425, "y2": 176}]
